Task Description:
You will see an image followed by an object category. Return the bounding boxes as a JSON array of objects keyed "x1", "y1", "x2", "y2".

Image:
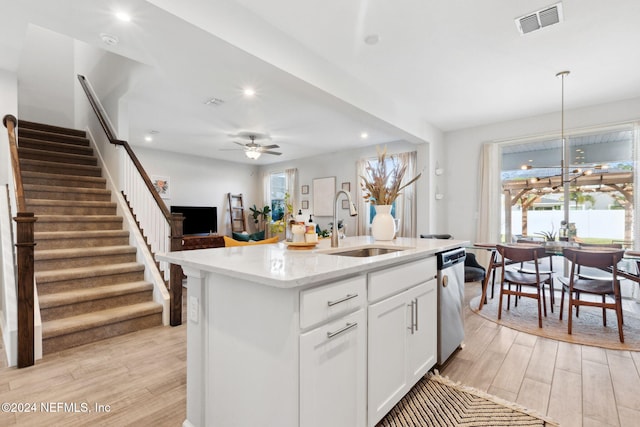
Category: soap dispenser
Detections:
[{"x1": 307, "y1": 214, "x2": 315, "y2": 234}]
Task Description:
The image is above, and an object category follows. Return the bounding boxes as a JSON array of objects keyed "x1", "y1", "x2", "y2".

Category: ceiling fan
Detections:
[{"x1": 221, "y1": 132, "x2": 282, "y2": 159}]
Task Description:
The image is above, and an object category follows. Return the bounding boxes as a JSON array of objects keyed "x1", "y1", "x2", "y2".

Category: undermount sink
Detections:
[{"x1": 327, "y1": 247, "x2": 406, "y2": 257}]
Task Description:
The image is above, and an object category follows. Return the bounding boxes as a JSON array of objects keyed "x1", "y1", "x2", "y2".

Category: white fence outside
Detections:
[{"x1": 507, "y1": 209, "x2": 626, "y2": 240}]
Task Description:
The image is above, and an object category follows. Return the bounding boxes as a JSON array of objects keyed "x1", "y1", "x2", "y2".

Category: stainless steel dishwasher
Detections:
[{"x1": 436, "y1": 247, "x2": 466, "y2": 365}]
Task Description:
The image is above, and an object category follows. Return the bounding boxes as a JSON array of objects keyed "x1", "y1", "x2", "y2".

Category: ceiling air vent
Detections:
[{"x1": 515, "y1": 2, "x2": 563, "y2": 35}]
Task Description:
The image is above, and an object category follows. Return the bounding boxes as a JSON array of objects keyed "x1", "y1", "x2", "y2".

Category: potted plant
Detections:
[
  {"x1": 535, "y1": 227, "x2": 557, "y2": 242},
  {"x1": 249, "y1": 204, "x2": 271, "y2": 233},
  {"x1": 360, "y1": 146, "x2": 421, "y2": 240}
]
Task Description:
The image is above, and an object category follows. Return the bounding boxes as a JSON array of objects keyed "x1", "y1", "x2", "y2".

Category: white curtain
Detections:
[
  {"x1": 477, "y1": 142, "x2": 501, "y2": 243},
  {"x1": 355, "y1": 159, "x2": 368, "y2": 235},
  {"x1": 634, "y1": 122, "x2": 640, "y2": 252},
  {"x1": 262, "y1": 172, "x2": 270, "y2": 207},
  {"x1": 477, "y1": 142, "x2": 501, "y2": 263},
  {"x1": 285, "y1": 168, "x2": 298, "y2": 214},
  {"x1": 395, "y1": 151, "x2": 418, "y2": 237}
]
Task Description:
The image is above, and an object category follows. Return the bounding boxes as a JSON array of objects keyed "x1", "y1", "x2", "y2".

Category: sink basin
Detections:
[{"x1": 327, "y1": 247, "x2": 405, "y2": 257}]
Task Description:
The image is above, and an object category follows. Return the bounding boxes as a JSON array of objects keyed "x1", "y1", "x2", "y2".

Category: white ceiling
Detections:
[{"x1": 2, "y1": 0, "x2": 640, "y2": 164}]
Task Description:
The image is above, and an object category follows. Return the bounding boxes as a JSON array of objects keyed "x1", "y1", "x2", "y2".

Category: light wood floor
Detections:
[
  {"x1": 1, "y1": 283, "x2": 639, "y2": 426},
  {"x1": 441, "y1": 282, "x2": 640, "y2": 427}
]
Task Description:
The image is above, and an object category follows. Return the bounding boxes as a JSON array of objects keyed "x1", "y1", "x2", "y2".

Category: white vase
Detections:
[{"x1": 371, "y1": 205, "x2": 396, "y2": 241}]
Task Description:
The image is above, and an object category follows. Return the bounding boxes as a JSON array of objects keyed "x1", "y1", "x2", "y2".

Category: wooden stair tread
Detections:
[
  {"x1": 28, "y1": 199, "x2": 116, "y2": 207},
  {"x1": 42, "y1": 302, "x2": 162, "y2": 338},
  {"x1": 38, "y1": 281, "x2": 153, "y2": 308},
  {"x1": 22, "y1": 170, "x2": 106, "y2": 184},
  {"x1": 36, "y1": 214, "x2": 122, "y2": 222},
  {"x1": 18, "y1": 120, "x2": 87, "y2": 138},
  {"x1": 35, "y1": 245, "x2": 136, "y2": 260},
  {"x1": 35, "y1": 229, "x2": 129, "y2": 239},
  {"x1": 18, "y1": 133, "x2": 91, "y2": 148},
  {"x1": 20, "y1": 158, "x2": 102, "y2": 174},
  {"x1": 24, "y1": 183, "x2": 110, "y2": 195},
  {"x1": 19, "y1": 146, "x2": 97, "y2": 164},
  {"x1": 35, "y1": 262, "x2": 144, "y2": 282}
]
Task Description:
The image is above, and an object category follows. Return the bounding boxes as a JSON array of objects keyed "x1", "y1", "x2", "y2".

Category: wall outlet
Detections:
[{"x1": 189, "y1": 295, "x2": 199, "y2": 323}]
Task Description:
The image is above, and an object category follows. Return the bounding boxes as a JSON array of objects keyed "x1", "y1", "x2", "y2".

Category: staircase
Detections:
[{"x1": 17, "y1": 120, "x2": 163, "y2": 354}]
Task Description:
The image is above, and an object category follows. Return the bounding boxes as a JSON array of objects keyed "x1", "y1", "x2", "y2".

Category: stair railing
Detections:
[
  {"x1": 3, "y1": 114, "x2": 36, "y2": 368},
  {"x1": 77, "y1": 75, "x2": 185, "y2": 326}
]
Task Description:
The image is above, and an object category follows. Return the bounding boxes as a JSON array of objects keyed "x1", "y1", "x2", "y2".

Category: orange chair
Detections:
[
  {"x1": 496, "y1": 244, "x2": 551, "y2": 328},
  {"x1": 559, "y1": 248, "x2": 625, "y2": 342}
]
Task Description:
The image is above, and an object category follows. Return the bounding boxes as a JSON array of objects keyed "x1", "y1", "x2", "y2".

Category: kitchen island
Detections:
[{"x1": 157, "y1": 235, "x2": 467, "y2": 427}]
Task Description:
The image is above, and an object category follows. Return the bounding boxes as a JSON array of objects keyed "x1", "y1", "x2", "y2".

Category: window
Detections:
[
  {"x1": 269, "y1": 172, "x2": 286, "y2": 221},
  {"x1": 500, "y1": 126, "x2": 634, "y2": 246}
]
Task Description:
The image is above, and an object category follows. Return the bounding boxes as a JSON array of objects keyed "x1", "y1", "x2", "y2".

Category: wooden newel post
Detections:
[
  {"x1": 169, "y1": 213, "x2": 184, "y2": 326},
  {"x1": 15, "y1": 212, "x2": 36, "y2": 368}
]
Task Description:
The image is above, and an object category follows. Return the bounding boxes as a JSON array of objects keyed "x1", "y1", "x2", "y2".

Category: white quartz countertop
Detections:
[{"x1": 157, "y1": 236, "x2": 469, "y2": 289}]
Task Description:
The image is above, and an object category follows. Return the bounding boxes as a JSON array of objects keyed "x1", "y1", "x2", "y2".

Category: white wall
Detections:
[
  {"x1": 17, "y1": 25, "x2": 74, "y2": 127},
  {"x1": 443, "y1": 96, "x2": 640, "y2": 243},
  {"x1": 73, "y1": 40, "x2": 146, "y2": 190},
  {"x1": 259, "y1": 140, "x2": 431, "y2": 236},
  {"x1": 0, "y1": 69, "x2": 18, "y2": 184},
  {"x1": 134, "y1": 147, "x2": 260, "y2": 235}
]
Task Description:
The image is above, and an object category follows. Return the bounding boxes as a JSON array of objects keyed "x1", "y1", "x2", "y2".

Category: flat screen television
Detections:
[{"x1": 170, "y1": 206, "x2": 217, "y2": 235}]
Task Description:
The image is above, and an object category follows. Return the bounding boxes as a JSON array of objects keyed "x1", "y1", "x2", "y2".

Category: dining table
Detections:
[{"x1": 472, "y1": 242, "x2": 640, "y2": 311}]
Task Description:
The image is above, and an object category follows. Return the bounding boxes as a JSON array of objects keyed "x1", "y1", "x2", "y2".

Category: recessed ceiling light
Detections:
[
  {"x1": 144, "y1": 135, "x2": 153, "y2": 142},
  {"x1": 364, "y1": 34, "x2": 380, "y2": 45},
  {"x1": 100, "y1": 33, "x2": 119, "y2": 46},
  {"x1": 243, "y1": 87, "x2": 256, "y2": 97},
  {"x1": 360, "y1": 132, "x2": 369, "y2": 139},
  {"x1": 115, "y1": 11, "x2": 132, "y2": 22}
]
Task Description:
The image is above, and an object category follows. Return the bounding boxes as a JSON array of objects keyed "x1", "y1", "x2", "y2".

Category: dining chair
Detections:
[
  {"x1": 496, "y1": 244, "x2": 551, "y2": 328},
  {"x1": 575, "y1": 243, "x2": 623, "y2": 280},
  {"x1": 558, "y1": 248, "x2": 625, "y2": 342},
  {"x1": 515, "y1": 240, "x2": 556, "y2": 311}
]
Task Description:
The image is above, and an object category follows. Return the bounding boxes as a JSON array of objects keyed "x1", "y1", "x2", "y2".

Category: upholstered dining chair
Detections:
[
  {"x1": 496, "y1": 244, "x2": 551, "y2": 328},
  {"x1": 558, "y1": 248, "x2": 626, "y2": 343}
]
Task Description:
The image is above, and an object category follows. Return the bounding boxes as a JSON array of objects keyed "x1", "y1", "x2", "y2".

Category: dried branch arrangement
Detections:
[{"x1": 360, "y1": 146, "x2": 421, "y2": 205}]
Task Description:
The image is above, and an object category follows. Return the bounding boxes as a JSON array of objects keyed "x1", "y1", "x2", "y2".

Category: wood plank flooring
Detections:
[
  {"x1": 441, "y1": 282, "x2": 640, "y2": 427},
  {"x1": 0, "y1": 282, "x2": 638, "y2": 426}
]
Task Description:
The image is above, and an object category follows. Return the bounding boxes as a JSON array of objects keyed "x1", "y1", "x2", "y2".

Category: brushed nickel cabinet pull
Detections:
[
  {"x1": 326, "y1": 322, "x2": 358, "y2": 339},
  {"x1": 408, "y1": 301, "x2": 416, "y2": 334},
  {"x1": 327, "y1": 293, "x2": 358, "y2": 307}
]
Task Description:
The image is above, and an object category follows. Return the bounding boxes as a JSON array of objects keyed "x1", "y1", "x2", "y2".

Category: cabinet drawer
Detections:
[
  {"x1": 368, "y1": 257, "x2": 436, "y2": 302},
  {"x1": 300, "y1": 276, "x2": 366, "y2": 329},
  {"x1": 300, "y1": 309, "x2": 366, "y2": 427}
]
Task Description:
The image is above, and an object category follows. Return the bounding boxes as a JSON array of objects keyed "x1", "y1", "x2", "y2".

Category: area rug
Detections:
[
  {"x1": 377, "y1": 372, "x2": 558, "y2": 426},
  {"x1": 471, "y1": 294, "x2": 640, "y2": 351}
]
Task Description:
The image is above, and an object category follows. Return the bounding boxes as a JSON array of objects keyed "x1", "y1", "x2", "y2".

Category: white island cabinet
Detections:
[
  {"x1": 368, "y1": 258, "x2": 437, "y2": 426},
  {"x1": 157, "y1": 236, "x2": 467, "y2": 427}
]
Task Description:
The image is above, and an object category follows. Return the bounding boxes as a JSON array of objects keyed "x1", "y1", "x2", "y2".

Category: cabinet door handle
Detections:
[
  {"x1": 326, "y1": 322, "x2": 358, "y2": 339},
  {"x1": 414, "y1": 298, "x2": 419, "y2": 332},
  {"x1": 408, "y1": 301, "x2": 415, "y2": 334},
  {"x1": 327, "y1": 293, "x2": 358, "y2": 307}
]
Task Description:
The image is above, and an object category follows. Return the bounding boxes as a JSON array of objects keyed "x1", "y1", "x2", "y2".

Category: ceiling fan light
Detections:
[{"x1": 245, "y1": 150, "x2": 261, "y2": 160}]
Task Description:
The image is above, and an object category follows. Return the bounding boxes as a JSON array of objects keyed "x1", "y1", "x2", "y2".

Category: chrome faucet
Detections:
[{"x1": 332, "y1": 190, "x2": 358, "y2": 247}]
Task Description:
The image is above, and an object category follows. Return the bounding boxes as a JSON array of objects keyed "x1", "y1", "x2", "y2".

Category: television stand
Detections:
[{"x1": 182, "y1": 234, "x2": 224, "y2": 250}]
